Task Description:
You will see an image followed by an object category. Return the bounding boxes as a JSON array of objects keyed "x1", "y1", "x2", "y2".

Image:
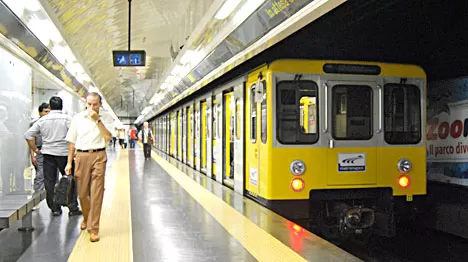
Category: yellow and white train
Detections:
[{"x1": 150, "y1": 59, "x2": 426, "y2": 238}]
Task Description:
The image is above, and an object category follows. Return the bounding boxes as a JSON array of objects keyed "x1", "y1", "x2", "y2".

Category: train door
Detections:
[
  {"x1": 182, "y1": 108, "x2": 186, "y2": 163},
  {"x1": 223, "y1": 91, "x2": 234, "y2": 188},
  {"x1": 188, "y1": 104, "x2": 194, "y2": 167},
  {"x1": 151, "y1": 121, "x2": 158, "y2": 146},
  {"x1": 158, "y1": 117, "x2": 164, "y2": 151},
  {"x1": 177, "y1": 110, "x2": 181, "y2": 160},
  {"x1": 214, "y1": 93, "x2": 223, "y2": 183},
  {"x1": 194, "y1": 102, "x2": 201, "y2": 171},
  {"x1": 167, "y1": 115, "x2": 170, "y2": 154},
  {"x1": 325, "y1": 80, "x2": 378, "y2": 185},
  {"x1": 161, "y1": 116, "x2": 166, "y2": 153},
  {"x1": 233, "y1": 83, "x2": 244, "y2": 194},
  {"x1": 160, "y1": 119, "x2": 163, "y2": 150},
  {"x1": 246, "y1": 79, "x2": 264, "y2": 195},
  {"x1": 173, "y1": 112, "x2": 177, "y2": 157},
  {"x1": 201, "y1": 101, "x2": 207, "y2": 173},
  {"x1": 165, "y1": 116, "x2": 168, "y2": 153},
  {"x1": 206, "y1": 97, "x2": 213, "y2": 178},
  {"x1": 157, "y1": 119, "x2": 160, "y2": 150}
]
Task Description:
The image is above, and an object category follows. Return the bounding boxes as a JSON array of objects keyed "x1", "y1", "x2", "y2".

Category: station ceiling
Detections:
[
  {"x1": 24, "y1": 0, "x2": 468, "y2": 121},
  {"x1": 40, "y1": 0, "x2": 215, "y2": 118}
]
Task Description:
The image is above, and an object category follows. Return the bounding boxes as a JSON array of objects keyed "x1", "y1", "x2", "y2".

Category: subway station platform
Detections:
[{"x1": 0, "y1": 145, "x2": 358, "y2": 262}]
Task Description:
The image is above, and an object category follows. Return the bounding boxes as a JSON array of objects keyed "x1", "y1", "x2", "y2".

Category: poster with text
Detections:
[{"x1": 427, "y1": 77, "x2": 468, "y2": 186}]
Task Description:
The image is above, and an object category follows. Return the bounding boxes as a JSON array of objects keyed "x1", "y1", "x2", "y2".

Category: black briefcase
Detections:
[{"x1": 54, "y1": 175, "x2": 74, "y2": 206}]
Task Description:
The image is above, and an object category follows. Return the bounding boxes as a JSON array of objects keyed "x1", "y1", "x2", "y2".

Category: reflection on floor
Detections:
[
  {"x1": 129, "y1": 148, "x2": 256, "y2": 262},
  {"x1": 0, "y1": 147, "x2": 120, "y2": 262}
]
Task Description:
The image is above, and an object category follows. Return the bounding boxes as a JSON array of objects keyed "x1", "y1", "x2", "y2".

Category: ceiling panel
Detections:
[{"x1": 42, "y1": 0, "x2": 214, "y2": 117}]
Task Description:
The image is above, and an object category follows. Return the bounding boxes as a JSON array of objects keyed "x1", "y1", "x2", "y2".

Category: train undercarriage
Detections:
[{"x1": 306, "y1": 188, "x2": 425, "y2": 241}]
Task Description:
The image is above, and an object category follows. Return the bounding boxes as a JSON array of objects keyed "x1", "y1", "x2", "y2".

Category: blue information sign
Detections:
[
  {"x1": 116, "y1": 54, "x2": 129, "y2": 65},
  {"x1": 112, "y1": 50, "x2": 146, "y2": 66},
  {"x1": 130, "y1": 54, "x2": 141, "y2": 65}
]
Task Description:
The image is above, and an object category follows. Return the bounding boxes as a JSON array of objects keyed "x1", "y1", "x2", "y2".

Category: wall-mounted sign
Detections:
[
  {"x1": 112, "y1": 50, "x2": 146, "y2": 67},
  {"x1": 427, "y1": 78, "x2": 468, "y2": 187}
]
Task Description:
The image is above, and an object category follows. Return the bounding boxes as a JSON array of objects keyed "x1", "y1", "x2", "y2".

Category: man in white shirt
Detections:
[
  {"x1": 65, "y1": 92, "x2": 113, "y2": 242},
  {"x1": 138, "y1": 121, "x2": 153, "y2": 159}
]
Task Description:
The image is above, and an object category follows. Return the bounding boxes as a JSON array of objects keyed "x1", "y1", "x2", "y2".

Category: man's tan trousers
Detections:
[{"x1": 74, "y1": 150, "x2": 106, "y2": 234}]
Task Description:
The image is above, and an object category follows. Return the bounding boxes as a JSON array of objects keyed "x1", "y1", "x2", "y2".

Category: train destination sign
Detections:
[{"x1": 113, "y1": 50, "x2": 146, "y2": 67}]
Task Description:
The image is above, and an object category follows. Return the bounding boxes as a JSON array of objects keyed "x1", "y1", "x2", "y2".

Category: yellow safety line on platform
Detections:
[
  {"x1": 69, "y1": 150, "x2": 133, "y2": 262},
  {"x1": 152, "y1": 153, "x2": 307, "y2": 262}
]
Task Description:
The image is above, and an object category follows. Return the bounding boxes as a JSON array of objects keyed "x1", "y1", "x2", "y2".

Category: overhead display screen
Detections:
[{"x1": 112, "y1": 50, "x2": 146, "y2": 66}]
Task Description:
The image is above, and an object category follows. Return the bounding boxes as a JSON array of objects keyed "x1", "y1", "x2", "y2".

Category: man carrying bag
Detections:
[{"x1": 138, "y1": 121, "x2": 153, "y2": 159}]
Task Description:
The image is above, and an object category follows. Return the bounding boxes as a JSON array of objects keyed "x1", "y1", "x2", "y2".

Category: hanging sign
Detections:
[{"x1": 112, "y1": 50, "x2": 146, "y2": 67}]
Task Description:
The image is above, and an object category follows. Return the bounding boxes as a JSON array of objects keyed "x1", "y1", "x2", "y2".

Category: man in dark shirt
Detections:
[{"x1": 25, "y1": 97, "x2": 81, "y2": 216}]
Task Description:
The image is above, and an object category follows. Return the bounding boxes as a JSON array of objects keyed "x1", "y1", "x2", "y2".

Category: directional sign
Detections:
[{"x1": 113, "y1": 50, "x2": 146, "y2": 67}]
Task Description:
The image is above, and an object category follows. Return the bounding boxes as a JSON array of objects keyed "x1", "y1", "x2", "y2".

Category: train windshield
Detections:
[
  {"x1": 384, "y1": 84, "x2": 421, "y2": 144},
  {"x1": 276, "y1": 80, "x2": 318, "y2": 144},
  {"x1": 332, "y1": 85, "x2": 373, "y2": 140}
]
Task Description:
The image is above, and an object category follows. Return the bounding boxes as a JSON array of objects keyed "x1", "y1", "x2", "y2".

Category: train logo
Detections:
[{"x1": 338, "y1": 153, "x2": 366, "y2": 172}]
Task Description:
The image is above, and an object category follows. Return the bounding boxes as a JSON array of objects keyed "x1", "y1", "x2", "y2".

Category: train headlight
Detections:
[
  {"x1": 397, "y1": 158, "x2": 412, "y2": 174},
  {"x1": 398, "y1": 175, "x2": 410, "y2": 188},
  {"x1": 291, "y1": 178, "x2": 305, "y2": 192},
  {"x1": 290, "y1": 160, "x2": 306, "y2": 176}
]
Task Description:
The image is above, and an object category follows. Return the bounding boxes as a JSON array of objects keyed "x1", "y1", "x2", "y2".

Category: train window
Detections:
[
  {"x1": 332, "y1": 85, "x2": 372, "y2": 140},
  {"x1": 251, "y1": 85, "x2": 256, "y2": 142},
  {"x1": 300, "y1": 96, "x2": 317, "y2": 134},
  {"x1": 384, "y1": 84, "x2": 421, "y2": 144},
  {"x1": 276, "y1": 80, "x2": 318, "y2": 144},
  {"x1": 261, "y1": 81, "x2": 267, "y2": 144}
]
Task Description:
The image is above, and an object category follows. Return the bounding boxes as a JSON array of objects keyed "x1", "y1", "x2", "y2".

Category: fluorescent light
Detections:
[
  {"x1": 166, "y1": 75, "x2": 181, "y2": 86},
  {"x1": 150, "y1": 93, "x2": 163, "y2": 104},
  {"x1": 160, "y1": 83, "x2": 173, "y2": 90},
  {"x1": 171, "y1": 65, "x2": 184, "y2": 76},
  {"x1": 180, "y1": 50, "x2": 196, "y2": 65},
  {"x1": 215, "y1": 0, "x2": 241, "y2": 20},
  {"x1": 141, "y1": 106, "x2": 153, "y2": 115},
  {"x1": 180, "y1": 50, "x2": 205, "y2": 66},
  {"x1": 232, "y1": 0, "x2": 265, "y2": 25}
]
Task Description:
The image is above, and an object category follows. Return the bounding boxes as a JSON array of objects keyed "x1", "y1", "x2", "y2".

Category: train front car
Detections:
[{"x1": 245, "y1": 60, "x2": 426, "y2": 239}]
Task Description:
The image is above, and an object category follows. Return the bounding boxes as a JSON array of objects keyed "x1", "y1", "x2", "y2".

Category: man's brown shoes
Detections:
[
  {"x1": 90, "y1": 233, "x2": 100, "y2": 242},
  {"x1": 80, "y1": 220, "x2": 99, "y2": 242}
]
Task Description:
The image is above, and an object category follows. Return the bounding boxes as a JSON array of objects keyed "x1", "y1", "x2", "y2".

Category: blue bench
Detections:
[{"x1": 0, "y1": 191, "x2": 46, "y2": 231}]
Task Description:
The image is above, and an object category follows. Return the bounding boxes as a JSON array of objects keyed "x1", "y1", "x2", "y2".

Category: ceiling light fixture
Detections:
[{"x1": 215, "y1": 0, "x2": 241, "y2": 20}]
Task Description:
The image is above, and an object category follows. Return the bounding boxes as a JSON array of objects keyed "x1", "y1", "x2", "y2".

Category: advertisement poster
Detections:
[{"x1": 427, "y1": 78, "x2": 468, "y2": 186}]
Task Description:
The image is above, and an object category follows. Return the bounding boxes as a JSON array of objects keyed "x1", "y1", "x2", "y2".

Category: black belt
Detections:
[{"x1": 77, "y1": 148, "x2": 105, "y2": 153}]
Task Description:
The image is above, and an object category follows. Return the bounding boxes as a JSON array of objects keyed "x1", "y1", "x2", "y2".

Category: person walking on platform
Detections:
[
  {"x1": 30, "y1": 102, "x2": 50, "y2": 192},
  {"x1": 24, "y1": 97, "x2": 81, "y2": 216},
  {"x1": 65, "y1": 92, "x2": 113, "y2": 242},
  {"x1": 129, "y1": 126, "x2": 137, "y2": 148},
  {"x1": 118, "y1": 128, "x2": 127, "y2": 149},
  {"x1": 111, "y1": 127, "x2": 117, "y2": 148},
  {"x1": 138, "y1": 121, "x2": 153, "y2": 159}
]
